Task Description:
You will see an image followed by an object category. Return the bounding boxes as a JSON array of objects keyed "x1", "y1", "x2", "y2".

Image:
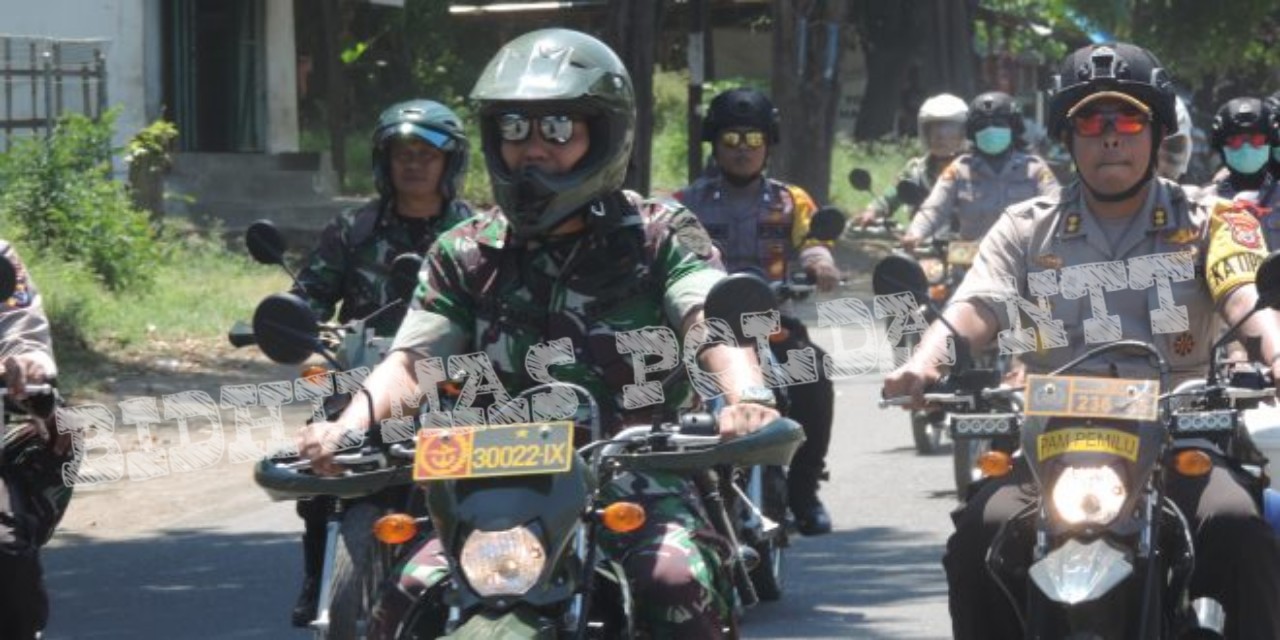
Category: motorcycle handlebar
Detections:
[{"x1": 878, "y1": 393, "x2": 975, "y2": 409}]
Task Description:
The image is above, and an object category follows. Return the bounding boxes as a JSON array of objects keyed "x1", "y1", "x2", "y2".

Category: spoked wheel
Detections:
[{"x1": 748, "y1": 466, "x2": 789, "y2": 601}]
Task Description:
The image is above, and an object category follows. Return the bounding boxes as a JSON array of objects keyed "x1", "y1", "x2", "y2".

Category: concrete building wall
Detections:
[
  {"x1": 1, "y1": 0, "x2": 147, "y2": 149},
  {"x1": 264, "y1": 0, "x2": 299, "y2": 153}
]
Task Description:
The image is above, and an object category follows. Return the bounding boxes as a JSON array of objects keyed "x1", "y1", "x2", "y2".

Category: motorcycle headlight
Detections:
[
  {"x1": 459, "y1": 525, "x2": 546, "y2": 597},
  {"x1": 1050, "y1": 465, "x2": 1127, "y2": 526}
]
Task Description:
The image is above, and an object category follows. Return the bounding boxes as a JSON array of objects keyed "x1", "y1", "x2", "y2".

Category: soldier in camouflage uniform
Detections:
[
  {"x1": 0, "y1": 241, "x2": 73, "y2": 639},
  {"x1": 901, "y1": 91, "x2": 1060, "y2": 251},
  {"x1": 675, "y1": 87, "x2": 840, "y2": 536},
  {"x1": 855, "y1": 93, "x2": 969, "y2": 230},
  {"x1": 299, "y1": 29, "x2": 783, "y2": 639},
  {"x1": 288, "y1": 99, "x2": 474, "y2": 626}
]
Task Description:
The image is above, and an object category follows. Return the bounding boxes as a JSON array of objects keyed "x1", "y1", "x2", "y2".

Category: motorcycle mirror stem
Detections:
[{"x1": 244, "y1": 219, "x2": 309, "y2": 295}]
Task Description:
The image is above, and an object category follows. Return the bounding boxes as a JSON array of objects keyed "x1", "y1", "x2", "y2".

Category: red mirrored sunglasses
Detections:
[
  {"x1": 1071, "y1": 110, "x2": 1149, "y2": 137},
  {"x1": 1224, "y1": 132, "x2": 1268, "y2": 150}
]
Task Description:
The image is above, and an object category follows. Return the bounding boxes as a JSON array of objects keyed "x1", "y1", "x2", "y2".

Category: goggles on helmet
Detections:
[{"x1": 1224, "y1": 132, "x2": 1268, "y2": 150}]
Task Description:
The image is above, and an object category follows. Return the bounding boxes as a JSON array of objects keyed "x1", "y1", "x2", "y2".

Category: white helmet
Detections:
[
  {"x1": 917, "y1": 93, "x2": 969, "y2": 157},
  {"x1": 1157, "y1": 95, "x2": 1193, "y2": 181}
]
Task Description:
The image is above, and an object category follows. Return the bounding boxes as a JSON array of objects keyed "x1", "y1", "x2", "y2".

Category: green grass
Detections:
[
  {"x1": 829, "y1": 136, "x2": 920, "y2": 226},
  {"x1": 18, "y1": 222, "x2": 291, "y2": 393}
]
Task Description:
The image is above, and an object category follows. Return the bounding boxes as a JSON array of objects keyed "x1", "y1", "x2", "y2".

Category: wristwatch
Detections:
[{"x1": 735, "y1": 386, "x2": 778, "y2": 409}]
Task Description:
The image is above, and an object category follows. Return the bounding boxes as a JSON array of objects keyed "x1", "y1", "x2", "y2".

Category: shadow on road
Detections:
[
  {"x1": 744, "y1": 526, "x2": 948, "y2": 638},
  {"x1": 41, "y1": 528, "x2": 302, "y2": 640}
]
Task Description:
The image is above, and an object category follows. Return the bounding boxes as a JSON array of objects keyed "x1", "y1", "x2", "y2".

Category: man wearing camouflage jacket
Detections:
[{"x1": 287, "y1": 99, "x2": 474, "y2": 626}]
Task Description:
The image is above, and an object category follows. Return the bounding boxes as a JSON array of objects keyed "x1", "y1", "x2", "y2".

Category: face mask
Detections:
[
  {"x1": 1224, "y1": 144, "x2": 1270, "y2": 175},
  {"x1": 974, "y1": 126, "x2": 1012, "y2": 156}
]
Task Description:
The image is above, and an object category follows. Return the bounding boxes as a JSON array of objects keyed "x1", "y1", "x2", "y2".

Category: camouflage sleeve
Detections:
[
  {"x1": 390, "y1": 233, "x2": 473, "y2": 357},
  {"x1": 908, "y1": 162, "x2": 959, "y2": 239},
  {"x1": 291, "y1": 212, "x2": 351, "y2": 321},
  {"x1": 868, "y1": 161, "x2": 917, "y2": 218},
  {"x1": 645, "y1": 202, "x2": 726, "y2": 329},
  {"x1": 786, "y1": 185, "x2": 835, "y2": 268},
  {"x1": 0, "y1": 242, "x2": 57, "y2": 376}
]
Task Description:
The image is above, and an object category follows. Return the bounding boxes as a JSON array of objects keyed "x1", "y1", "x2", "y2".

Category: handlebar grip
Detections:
[
  {"x1": 0, "y1": 383, "x2": 54, "y2": 398},
  {"x1": 679, "y1": 412, "x2": 719, "y2": 436},
  {"x1": 878, "y1": 396, "x2": 913, "y2": 409}
]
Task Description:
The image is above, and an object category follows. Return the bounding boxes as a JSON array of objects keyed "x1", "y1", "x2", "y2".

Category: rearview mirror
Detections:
[
  {"x1": 872, "y1": 253, "x2": 929, "y2": 304},
  {"x1": 245, "y1": 220, "x2": 287, "y2": 266},
  {"x1": 896, "y1": 180, "x2": 930, "y2": 208},
  {"x1": 1256, "y1": 251, "x2": 1280, "y2": 310},
  {"x1": 807, "y1": 207, "x2": 847, "y2": 242},
  {"x1": 388, "y1": 253, "x2": 424, "y2": 303},
  {"x1": 252, "y1": 293, "x2": 320, "y2": 365},
  {"x1": 847, "y1": 168, "x2": 872, "y2": 192},
  {"x1": 0, "y1": 256, "x2": 16, "y2": 301},
  {"x1": 704, "y1": 272, "x2": 779, "y2": 344}
]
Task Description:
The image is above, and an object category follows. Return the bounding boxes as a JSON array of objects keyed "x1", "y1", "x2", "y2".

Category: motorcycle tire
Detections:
[
  {"x1": 952, "y1": 439, "x2": 992, "y2": 503},
  {"x1": 324, "y1": 502, "x2": 386, "y2": 640},
  {"x1": 748, "y1": 466, "x2": 789, "y2": 602}
]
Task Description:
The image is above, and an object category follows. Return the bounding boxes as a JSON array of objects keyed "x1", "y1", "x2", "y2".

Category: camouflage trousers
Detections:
[{"x1": 368, "y1": 472, "x2": 733, "y2": 639}]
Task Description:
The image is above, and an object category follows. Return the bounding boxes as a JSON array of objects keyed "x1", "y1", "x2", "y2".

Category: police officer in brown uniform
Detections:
[
  {"x1": 675, "y1": 88, "x2": 841, "y2": 535},
  {"x1": 0, "y1": 241, "x2": 72, "y2": 639},
  {"x1": 901, "y1": 92, "x2": 1060, "y2": 251},
  {"x1": 883, "y1": 43, "x2": 1280, "y2": 639}
]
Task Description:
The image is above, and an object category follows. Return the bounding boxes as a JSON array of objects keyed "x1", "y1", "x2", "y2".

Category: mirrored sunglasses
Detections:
[
  {"x1": 1071, "y1": 110, "x2": 1149, "y2": 137},
  {"x1": 718, "y1": 130, "x2": 766, "y2": 149},
  {"x1": 1225, "y1": 132, "x2": 1268, "y2": 150},
  {"x1": 498, "y1": 113, "x2": 577, "y2": 145}
]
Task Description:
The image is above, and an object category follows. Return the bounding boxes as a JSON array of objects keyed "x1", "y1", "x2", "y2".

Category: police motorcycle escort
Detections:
[
  {"x1": 229, "y1": 220, "x2": 426, "y2": 639},
  {"x1": 880, "y1": 247, "x2": 1280, "y2": 638},
  {"x1": 358, "y1": 274, "x2": 805, "y2": 639}
]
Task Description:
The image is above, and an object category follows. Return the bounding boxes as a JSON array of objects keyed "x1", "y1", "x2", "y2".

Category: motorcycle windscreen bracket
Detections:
[
  {"x1": 413, "y1": 421, "x2": 575, "y2": 481},
  {"x1": 1024, "y1": 375, "x2": 1160, "y2": 422}
]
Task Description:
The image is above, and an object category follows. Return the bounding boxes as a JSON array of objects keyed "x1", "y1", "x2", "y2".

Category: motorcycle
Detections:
[
  {"x1": 363, "y1": 273, "x2": 806, "y2": 639},
  {"x1": 229, "y1": 220, "x2": 425, "y2": 639},
  {"x1": 879, "y1": 251, "x2": 1280, "y2": 638}
]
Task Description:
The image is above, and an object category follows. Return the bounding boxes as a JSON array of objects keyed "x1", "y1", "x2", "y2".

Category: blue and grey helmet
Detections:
[{"x1": 371, "y1": 99, "x2": 469, "y2": 200}]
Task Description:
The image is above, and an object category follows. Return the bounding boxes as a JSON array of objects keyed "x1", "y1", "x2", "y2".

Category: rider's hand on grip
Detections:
[
  {"x1": 296, "y1": 421, "x2": 365, "y2": 476},
  {"x1": 882, "y1": 359, "x2": 942, "y2": 411},
  {"x1": 716, "y1": 402, "x2": 781, "y2": 441}
]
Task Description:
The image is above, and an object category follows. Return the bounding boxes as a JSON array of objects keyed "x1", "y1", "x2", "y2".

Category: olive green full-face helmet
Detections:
[{"x1": 470, "y1": 28, "x2": 635, "y2": 242}]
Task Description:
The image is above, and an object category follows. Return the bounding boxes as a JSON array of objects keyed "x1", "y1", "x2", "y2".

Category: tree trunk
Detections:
[
  {"x1": 608, "y1": 0, "x2": 659, "y2": 195},
  {"x1": 851, "y1": 0, "x2": 976, "y2": 141},
  {"x1": 319, "y1": 0, "x2": 347, "y2": 188},
  {"x1": 771, "y1": 0, "x2": 847, "y2": 204}
]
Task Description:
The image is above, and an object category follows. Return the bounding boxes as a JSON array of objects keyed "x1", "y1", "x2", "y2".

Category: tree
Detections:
[
  {"x1": 608, "y1": 0, "x2": 661, "y2": 194},
  {"x1": 850, "y1": 0, "x2": 979, "y2": 141},
  {"x1": 770, "y1": 0, "x2": 849, "y2": 204}
]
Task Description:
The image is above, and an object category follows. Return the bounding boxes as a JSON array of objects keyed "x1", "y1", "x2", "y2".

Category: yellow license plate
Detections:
[
  {"x1": 946, "y1": 241, "x2": 980, "y2": 267},
  {"x1": 413, "y1": 421, "x2": 574, "y2": 481},
  {"x1": 1037, "y1": 427, "x2": 1140, "y2": 462},
  {"x1": 1024, "y1": 375, "x2": 1159, "y2": 422}
]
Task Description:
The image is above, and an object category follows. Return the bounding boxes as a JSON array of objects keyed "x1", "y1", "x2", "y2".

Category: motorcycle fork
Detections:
[{"x1": 693, "y1": 468, "x2": 759, "y2": 608}]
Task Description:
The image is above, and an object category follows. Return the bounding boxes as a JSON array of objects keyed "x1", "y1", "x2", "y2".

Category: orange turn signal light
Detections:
[
  {"x1": 768, "y1": 328, "x2": 791, "y2": 344},
  {"x1": 601, "y1": 502, "x2": 646, "y2": 533},
  {"x1": 1174, "y1": 450, "x2": 1213, "y2": 477},
  {"x1": 929, "y1": 283, "x2": 950, "y2": 303},
  {"x1": 300, "y1": 364, "x2": 330, "y2": 384},
  {"x1": 373, "y1": 513, "x2": 419, "y2": 545},
  {"x1": 978, "y1": 451, "x2": 1013, "y2": 478}
]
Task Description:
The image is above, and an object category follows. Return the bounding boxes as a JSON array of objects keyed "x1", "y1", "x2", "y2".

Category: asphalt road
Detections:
[{"x1": 40, "y1": 293, "x2": 960, "y2": 639}]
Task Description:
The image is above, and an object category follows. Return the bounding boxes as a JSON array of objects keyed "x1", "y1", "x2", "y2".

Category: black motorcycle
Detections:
[
  {"x1": 231, "y1": 221, "x2": 425, "y2": 639},
  {"x1": 879, "y1": 251, "x2": 1280, "y2": 638}
]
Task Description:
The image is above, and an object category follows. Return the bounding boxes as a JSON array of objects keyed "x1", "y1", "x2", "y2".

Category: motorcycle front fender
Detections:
[{"x1": 444, "y1": 606, "x2": 557, "y2": 639}]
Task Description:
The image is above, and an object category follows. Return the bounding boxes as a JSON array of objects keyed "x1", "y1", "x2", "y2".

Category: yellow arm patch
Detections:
[
  {"x1": 787, "y1": 184, "x2": 830, "y2": 251},
  {"x1": 1206, "y1": 199, "x2": 1267, "y2": 303}
]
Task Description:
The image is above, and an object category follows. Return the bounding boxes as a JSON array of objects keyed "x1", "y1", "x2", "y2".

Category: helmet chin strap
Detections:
[{"x1": 1071, "y1": 130, "x2": 1160, "y2": 203}]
